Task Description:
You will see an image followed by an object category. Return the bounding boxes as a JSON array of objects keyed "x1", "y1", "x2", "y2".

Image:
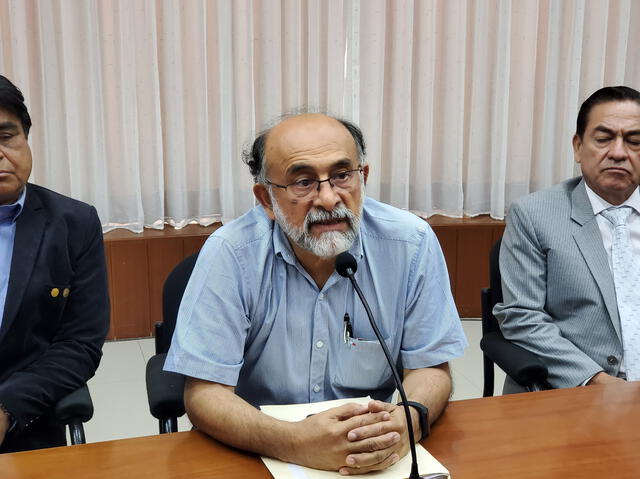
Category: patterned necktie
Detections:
[{"x1": 601, "y1": 206, "x2": 640, "y2": 381}]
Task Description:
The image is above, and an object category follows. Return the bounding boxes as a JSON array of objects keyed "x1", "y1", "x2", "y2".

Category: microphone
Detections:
[
  {"x1": 335, "y1": 252, "x2": 424, "y2": 479},
  {"x1": 335, "y1": 252, "x2": 358, "y2": 277}
]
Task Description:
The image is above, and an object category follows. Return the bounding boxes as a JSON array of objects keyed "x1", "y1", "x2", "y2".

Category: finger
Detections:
[
  {"x1": 348, "y1": 431, "x2": 401, "y2": 456},
  {"x1": 331, "y1": 402, "x2": 370, "y2": 420},
  {"x1": 339, "y1": 452, "x2": 400, "y2": 475},
  {"x1": 344, "y1": 410, "x2": 391, "y2": 432},
  {"x1": 346, "y1": 448, "x2": 397, "y2": 471},
  {"x1": 347, "y1": 416, "x2": 395, "y2": 441},
  {"x1": 367, "y1": 400, "x2": 396, "y2": 414}
]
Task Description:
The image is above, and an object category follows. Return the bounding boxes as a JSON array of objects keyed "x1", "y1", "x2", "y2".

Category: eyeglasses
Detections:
[{"x1": 265, "y1": 167, "x2": 363, "y2": 199}]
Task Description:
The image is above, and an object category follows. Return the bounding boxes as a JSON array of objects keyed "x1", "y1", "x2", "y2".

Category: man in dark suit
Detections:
[{"x1": 0, "y1": 75, "x2": 109, "y2": 452}]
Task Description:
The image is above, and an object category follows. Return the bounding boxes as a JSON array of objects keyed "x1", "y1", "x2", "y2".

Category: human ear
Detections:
[
  {"x1": 572, "y1": 134, "x2": 583, "y2": 164},
  {"x1": 253, "y1": 183, "x2": 276, "y2": 220}
]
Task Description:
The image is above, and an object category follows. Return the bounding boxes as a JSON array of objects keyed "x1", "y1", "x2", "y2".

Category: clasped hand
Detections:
[{"x1": 292, "y1": 400, "x2": 412, "y2": 475}]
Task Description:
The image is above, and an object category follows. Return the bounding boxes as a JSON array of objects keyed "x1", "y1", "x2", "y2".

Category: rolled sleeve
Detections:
[
  {"x1": 401, "y1": 227, "x2": 467, "y2": 369},
  {"x1": 164, "y1": 236, "x2": 250, "y2": 386}
]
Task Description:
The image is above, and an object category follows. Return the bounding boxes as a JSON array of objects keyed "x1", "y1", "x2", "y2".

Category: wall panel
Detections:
[
  {"x1": 104, "y1": 216, "x2": 504, "y2": 339},
  {"x1": 108, "y1": 241, "x2": 150, "y2": 339},
  {"x1": 147, "y1": 238, "x2": 185, "y2": 333},
  {"x1": 432, "y1": 229, "x2": 457, "y2": 294},
  {"x1": 104, "y1": 224, "x2": 219, "y2": 340},
  {"x1": 429, "y1": 215, "x2": 505, "y2": 318}
]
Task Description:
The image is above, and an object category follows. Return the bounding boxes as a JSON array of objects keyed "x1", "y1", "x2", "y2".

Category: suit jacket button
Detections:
[
  {"x1": 607, "y1": 355, "x2": 618, "y2": 365},
  {"x1": 51, "y1": 288, "x2": 60, "y2": 298}
]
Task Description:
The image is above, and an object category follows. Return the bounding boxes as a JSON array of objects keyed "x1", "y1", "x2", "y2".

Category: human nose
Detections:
[
  {"x1": 312, "y1": 178, "x2": 341, "y2": 210},
  {"x1": 608, "y1": 137, "x2": 628, "y2": 161}
]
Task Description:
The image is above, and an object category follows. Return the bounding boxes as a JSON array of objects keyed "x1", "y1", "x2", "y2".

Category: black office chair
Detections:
[
  {"x1": 145, "y1": 253, "x2": 198, "y2": 433},
  {"x1": 53, "y1": 384, "x2": 94, "y2": 445},
  {"x1": 480, "y1": 238, "x2": 551, "y2": 396}
]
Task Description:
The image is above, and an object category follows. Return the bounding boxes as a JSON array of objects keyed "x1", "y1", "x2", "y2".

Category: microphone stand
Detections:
[{"x1": 338, "y1": 259, "x2": 423, "y2": 479}]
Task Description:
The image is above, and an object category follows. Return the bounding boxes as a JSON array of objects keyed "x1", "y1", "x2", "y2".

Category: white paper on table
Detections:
[{"x1": 259, "y1": 397, "x2": 450, "y2": 479}]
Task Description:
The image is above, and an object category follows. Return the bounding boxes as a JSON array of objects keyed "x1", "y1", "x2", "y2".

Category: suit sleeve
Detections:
[
  {"x1": 493, "y1": 201, "x2": 603, "y2": 388},
  {"x1": 0, "y1": 206, "x2": 109, "y2": 431}
]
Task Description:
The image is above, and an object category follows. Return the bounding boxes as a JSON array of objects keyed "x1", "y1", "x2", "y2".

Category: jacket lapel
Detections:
[
  {"x1": 570, "y1": 179, "x2": 621, "y2": 341},
  {"x1": 0, "y1": 186, "x2": 46, "y2": 342}
]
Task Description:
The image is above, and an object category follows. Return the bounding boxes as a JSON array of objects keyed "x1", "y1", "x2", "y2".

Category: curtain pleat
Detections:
[{"x1": 0, "y1": 0, "x2": 638, "y2": 232}]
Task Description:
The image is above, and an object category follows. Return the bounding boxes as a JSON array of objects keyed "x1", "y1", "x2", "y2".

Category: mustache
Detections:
[{"x1": 303, "y1": 205, "x2": 354, "y2": 231}]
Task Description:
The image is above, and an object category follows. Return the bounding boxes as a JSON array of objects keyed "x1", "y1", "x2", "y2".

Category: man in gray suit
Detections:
[{"x1": 494, "y1": 86, "x2": 640, "y2": 393}]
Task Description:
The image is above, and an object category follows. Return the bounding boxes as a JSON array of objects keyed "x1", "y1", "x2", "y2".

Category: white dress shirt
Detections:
[
  {"x1": 585, "y1": 184, "x2": 640, "y2": 271},
  {"x1": 584, "y1": 183, "x2": 640, "y2": 378}
]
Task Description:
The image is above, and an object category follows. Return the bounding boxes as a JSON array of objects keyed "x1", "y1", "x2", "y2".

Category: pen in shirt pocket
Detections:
[{"x1": 343, "y1": 313, "x2": 353, "y2": 343}]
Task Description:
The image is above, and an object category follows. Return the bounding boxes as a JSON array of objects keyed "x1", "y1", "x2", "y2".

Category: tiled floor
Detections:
[{"x1": 84, "y1": 319, "x2": 506, "y2": 444}]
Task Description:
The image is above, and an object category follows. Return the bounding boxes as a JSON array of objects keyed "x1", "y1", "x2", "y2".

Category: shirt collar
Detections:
[
  {"x1": 273, "y1": 221, "x2": 297, "y2": 264},
  {"x1": 584, "y1": 182, "x2": 640, "y2": 215},
  {"x1": 0, "y1": 185, "x2": 26, "y2": 223}
]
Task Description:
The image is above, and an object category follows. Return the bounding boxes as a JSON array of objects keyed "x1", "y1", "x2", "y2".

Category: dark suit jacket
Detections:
[{"x1": 0, "y1": 183, "x2": 109, "y2": 450}]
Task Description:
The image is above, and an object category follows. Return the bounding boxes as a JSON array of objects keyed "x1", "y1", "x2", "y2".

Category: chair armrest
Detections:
[
  {"x1": 53, "y1": 384, "x2": 94, "y2": 424},
  {"x1": 480, "y1": 331, "x2": 549, "y2": 389},
  {"x1": 146, "y1": 353, "x2": 186, "y2": 420}
]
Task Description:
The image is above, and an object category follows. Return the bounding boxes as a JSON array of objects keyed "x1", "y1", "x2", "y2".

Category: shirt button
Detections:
[
  {"x1": 316, "y1": 340, "x2": 324, "y2": 349},
  {"x1": 313, "y1": 384, "x2": 321, "y2": 393},
  {"x1": 607, "y1": 355, "x2": 618, "y2": 365},
  {"x1": 318, "y1": 293, "x2": 324, "y2": 301}
]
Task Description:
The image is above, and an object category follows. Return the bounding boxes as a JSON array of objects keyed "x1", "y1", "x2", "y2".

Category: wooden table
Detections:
[
  {"x1": 2, "y1": 382, "x2": 639, "y2": 478},
  {"x1": 425, "y1": 381, "x2": 640, "y2": 478}
]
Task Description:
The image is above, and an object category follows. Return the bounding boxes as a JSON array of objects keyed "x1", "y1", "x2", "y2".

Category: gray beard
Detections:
[{"x1": 270, "y1": 195, "x2": 363, "y2": 258}]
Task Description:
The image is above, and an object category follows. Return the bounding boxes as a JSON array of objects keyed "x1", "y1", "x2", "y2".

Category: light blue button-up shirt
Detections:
[
  {"x1": 165, "y1": 197, "x2": 467, "y2": 407},
  {"x1": 0, "y1": 187, "x2": 26, "y2": 329}
]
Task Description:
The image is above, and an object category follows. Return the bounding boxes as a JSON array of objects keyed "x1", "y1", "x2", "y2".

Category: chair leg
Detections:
[
  {"x1": 482, "y1": 354, "x2": 495, "y2": 397},
  {"x1": 159, "y1": 417, "x2": 178, "y2": 434},
  {"x1": 68, "y1": 420, "x2": 86, "y2": 445}
]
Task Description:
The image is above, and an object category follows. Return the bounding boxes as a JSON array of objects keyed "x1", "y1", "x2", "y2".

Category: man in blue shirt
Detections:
[
  {"x1": 165, "y1": 113, "x2": 466, "y2": 474},
  {"x1": 0, "y1": 75, "x2": 109, "y2": 453}
]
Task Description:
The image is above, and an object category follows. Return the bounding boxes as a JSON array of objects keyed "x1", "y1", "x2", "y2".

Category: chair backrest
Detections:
[
  {"x1": 481, "y1": 236, "x2": 551, "y2": 393},
  {"x1": 481, "y1": 237, "x2": 503, "y2": 335},
  {"x1": 156, "y1": 253, "x2": 199, "y2": 354},
  {"x1": 489, "y1": 237, "x2": 503, "y2": 307},
  {"x1": 481, "y1": 237, "x2": 503, "y2": 396}
]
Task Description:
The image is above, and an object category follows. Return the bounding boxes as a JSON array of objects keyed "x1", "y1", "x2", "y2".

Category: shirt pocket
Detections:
[{"x1": 332, "y1": 336, "x2": 393, "y2": 391}]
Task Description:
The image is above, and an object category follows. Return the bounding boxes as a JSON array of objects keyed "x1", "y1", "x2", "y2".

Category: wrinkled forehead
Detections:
[
  {"x1": 264, "y1": 114, "x2": 358, "y2": 174},
  {"x1": 585, "y1": 100, "x2": 640, "y2": 131}
]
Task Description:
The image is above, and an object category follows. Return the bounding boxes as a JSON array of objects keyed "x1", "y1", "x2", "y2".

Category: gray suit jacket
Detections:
[{"x1": 494, "y1": 177, "x2": 622, "y2": 389}]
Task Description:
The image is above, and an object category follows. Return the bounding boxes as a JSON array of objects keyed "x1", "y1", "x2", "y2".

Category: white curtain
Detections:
[{"x1": 0, "y1": 0, "x2": 638, "y2": 232}]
